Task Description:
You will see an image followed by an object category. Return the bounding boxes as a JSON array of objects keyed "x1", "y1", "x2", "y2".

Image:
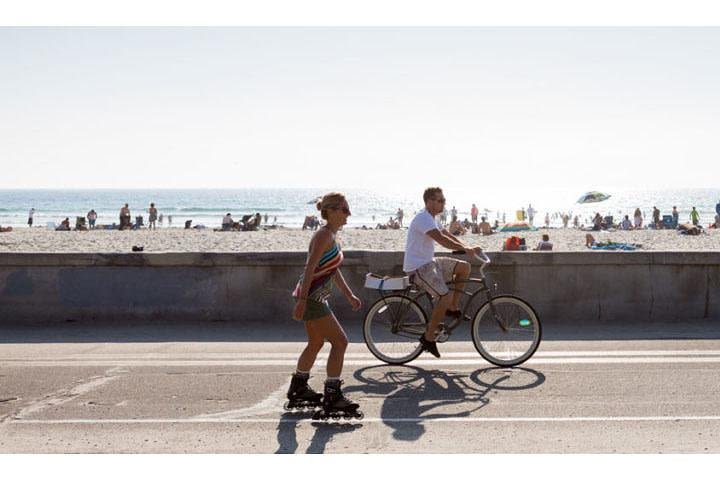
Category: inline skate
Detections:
[
  {"x1": 283, "y1": 373, "x2": 323, "y2": 411},
  {"x1": 312, "y1": 379, "x2": 364, "y2": 421}
]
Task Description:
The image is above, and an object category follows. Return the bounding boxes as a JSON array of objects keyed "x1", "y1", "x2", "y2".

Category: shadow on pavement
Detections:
[
  {"x1": 346, "y1": 365, "x2": 543, "y2": 443},
  {"x1": 273, "y1": 365, "x2": 544, "y2": 453}
]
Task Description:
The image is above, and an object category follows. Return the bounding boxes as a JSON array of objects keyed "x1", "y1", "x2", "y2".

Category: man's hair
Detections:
[
  {"x1": 542, "y1": 234, "x2": 550, "y2": 241},
  {"x1": 423, "y1": 187, "x2": 443, "y2": 204}
]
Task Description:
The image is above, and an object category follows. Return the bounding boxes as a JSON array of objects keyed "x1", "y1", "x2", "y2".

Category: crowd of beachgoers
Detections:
[{"x1": 2, "y1": 200, "x2": 720, "y2": 253}]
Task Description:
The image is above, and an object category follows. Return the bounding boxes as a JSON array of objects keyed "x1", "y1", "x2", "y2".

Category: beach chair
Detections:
[
  {"x1": 603, "y1": 216, "x2": 614, "y2": 228},
  {"x1": 662, "y1": 215, "x2": 675, "y2": 229},
  {"x1": 75, "y1": 216, "x2": 87, "y2": 231},
  {"x1": 135, "y1": 215, "x2": 144, "y2": 227}
]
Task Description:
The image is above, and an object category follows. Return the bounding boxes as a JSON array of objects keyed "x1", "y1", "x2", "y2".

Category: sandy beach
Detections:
[{"x1": 2, "y1": 226, "x2": 720, "y2": 253}]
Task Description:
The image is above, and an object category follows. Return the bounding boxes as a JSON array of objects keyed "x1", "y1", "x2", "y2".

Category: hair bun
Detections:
[{"x1": 316, "y1": 201, "x2": 323, "y2": 211}]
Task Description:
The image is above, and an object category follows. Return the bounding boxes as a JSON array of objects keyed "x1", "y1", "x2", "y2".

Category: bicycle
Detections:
[{"x1": 362, "y1": 250, "x2": 541, "y2": 367}]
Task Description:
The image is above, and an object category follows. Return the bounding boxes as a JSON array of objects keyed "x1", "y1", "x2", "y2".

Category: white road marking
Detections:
[
  {"x1": 2, "y1": 349, "x2": 720, "y2": 361},
  {"x1": 7, "y1": 367, "x2": 124, "y2": 421},
  {"x1": 10, "y1": 415, "x2": 720, "y2": 425},
  {"x1": 3, "y1": 356, "x2": 720, "y2": 367},
  {"x1": 194, "y1": 380, "x2": 291, "y2": 420}
]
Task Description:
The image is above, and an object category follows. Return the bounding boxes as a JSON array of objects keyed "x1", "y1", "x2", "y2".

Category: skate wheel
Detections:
[
  {"x1": 355, "y1": 411, "x2": 364, "y2": 421},
  {"x1": 283, "y1": 402, "x2": 291, "y2": 411}
]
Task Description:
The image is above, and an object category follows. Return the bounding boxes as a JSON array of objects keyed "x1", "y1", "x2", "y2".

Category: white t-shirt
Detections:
[{"x1": 403, "y1": 209, "x2": 442, "y2": 272}]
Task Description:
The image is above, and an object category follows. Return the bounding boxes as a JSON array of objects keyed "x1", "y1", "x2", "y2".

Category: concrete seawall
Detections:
[{"x1": 1, "y1": 251, "x2": 720, "y2": 326}]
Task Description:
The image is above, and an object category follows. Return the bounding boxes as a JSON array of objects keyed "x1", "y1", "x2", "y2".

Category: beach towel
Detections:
[
  {"x1": 590, "y1": 242, "x2": 641, "y2": 251},
  {"x1": 499, "y1": 221, "x2": 537, "y2": 232}
]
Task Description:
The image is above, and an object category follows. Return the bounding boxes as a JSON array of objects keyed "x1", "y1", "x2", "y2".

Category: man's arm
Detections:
[
  {"x1": 426, "y1": 228, "x2": 478, "y2": 253},
  {"x1": 441, "y1": 228, "x2": 465, "y2": 246}
]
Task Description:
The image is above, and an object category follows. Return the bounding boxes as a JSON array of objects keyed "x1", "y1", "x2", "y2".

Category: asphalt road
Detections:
[{"x1": 1, "y1": 322, "x2": 720, "y2": 453}]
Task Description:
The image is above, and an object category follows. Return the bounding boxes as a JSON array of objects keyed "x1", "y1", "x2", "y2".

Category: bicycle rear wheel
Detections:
[
  {"x1": 471, "y1": 295, "x2": 541, "y2": 367},
  {"x1": 363, "y1": 295, "x2": 428, "y2": 365}
]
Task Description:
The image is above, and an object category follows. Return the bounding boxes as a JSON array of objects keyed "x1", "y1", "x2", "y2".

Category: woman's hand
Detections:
[
  {"x1": 348, "y1": 294, "x2": 362, "y2": 311},
  {"x1": 293, "y1": 299, "x2": 306, "y2": 321}
]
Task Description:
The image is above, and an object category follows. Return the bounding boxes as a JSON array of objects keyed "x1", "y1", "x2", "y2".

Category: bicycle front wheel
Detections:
[
  {"x1": 471, "y1": 295, "x2": 541, "y2": 367},
  {"x1": 363, "y1": 295, "x2": 428, "y2": 365}
]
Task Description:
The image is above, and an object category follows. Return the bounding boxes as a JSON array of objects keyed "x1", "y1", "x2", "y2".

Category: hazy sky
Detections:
[{"x1": 2, "y1": 27, "x2": 720, "y2": 190}]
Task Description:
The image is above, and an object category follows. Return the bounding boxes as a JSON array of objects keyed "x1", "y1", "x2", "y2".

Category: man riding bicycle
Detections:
[{"x1": 404, "y1": 187, "x2": 483, "y2": 358}]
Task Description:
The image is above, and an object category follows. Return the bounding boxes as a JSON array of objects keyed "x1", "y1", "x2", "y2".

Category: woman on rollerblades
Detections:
[{"x1": 287, "y1": 192, "x2": 364, "y2": 420}]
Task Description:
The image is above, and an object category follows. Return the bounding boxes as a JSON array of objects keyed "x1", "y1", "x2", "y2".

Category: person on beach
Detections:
[
  {"x1": 148, "y1": 203, "x2": 158, "y2": 230},
  {"x1": 222, "y1": 213, "x2": 234, "y2": 231},
  {"x1": 690, "y1": 207, "x2": 700, "y2": 226},
  {"x1": 592, "y1": 213, "x2": 603, "y2": 231},
  {"x1": 534, "y1": 234, "x2": 553, "y2": 251},
  {"x1": 450, "y1": 206, "x2": 458, "y2": 223},
  {"x1": 27, "y1": 208, "x2": 35, "y2": 228},
  {"x1": 87, "y1": 209, "x2": 97, "y2": 229},
  {"x1": 527, "y1": 204, "x2": 536, "y2": 226},
  {"x1": 562, "y1": 213, "x2": 570, "y2": 228},
  {"x1": 168, "y1": 215, "x2": 173, "y2": 227},
  {"x1": 288, "y1": 192, "x2": 362, "y2": 414},
  {"x1": 716, "y1": 201, "x2": 720, "y2": 218},
  {"x1": 544, "y1": 212, "x2": 550, "y2": 228},
  {"x1": 621, "y1": 215, "x2": 633, "y2": 230},
  {"x1": 119, "y1": 204, "x2": 131, "y2": 230},
  {"x1": 634, "y1": 208, "x2": 643, "y2": 229},
  {"x1": 397, "y1": 208, "x2": 404, "y2": 228},
  {"x1": 56, "y1": 217, "x2": 71, "y2": 231},
  {"x1": 404, "y1": 187, "x2": 483, "y2": 358},
  {"x1": 478, "y1": 216, "x2": 493, "y2": 235},
  {"x1": 471, "y1": 204, "x2": 479, "y2": 224},
  {"x1": 652, "y1": 206, "x2": 661, "y2": 229}
]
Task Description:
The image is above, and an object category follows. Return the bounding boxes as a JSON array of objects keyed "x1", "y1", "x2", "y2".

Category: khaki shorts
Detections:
[{"x1": 409, "y1": 257, "x2": 463, "y2": 299}]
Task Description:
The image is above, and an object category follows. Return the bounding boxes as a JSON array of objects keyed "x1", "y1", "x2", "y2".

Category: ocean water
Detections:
[{"x1": 1, "y1": 187, "x2": 719, "y2": 229}]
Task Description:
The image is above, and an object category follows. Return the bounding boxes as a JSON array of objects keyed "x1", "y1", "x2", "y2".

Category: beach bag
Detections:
[{"x1": 504, "y1": 236, "x2": 522, "y2": 251}]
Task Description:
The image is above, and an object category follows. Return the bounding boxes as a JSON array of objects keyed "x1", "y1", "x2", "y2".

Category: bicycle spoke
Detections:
[
  {"x1": 472, "y1": 296, "x2": 541, "y2": 367},
  {"x1": 364, "y1": 295, "x2": 427, "y2": 364}
]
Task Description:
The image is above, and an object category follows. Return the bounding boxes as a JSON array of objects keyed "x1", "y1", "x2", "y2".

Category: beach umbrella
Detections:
[{"x1": 577, "y1": 191, "x2": 611, "y2": 204}]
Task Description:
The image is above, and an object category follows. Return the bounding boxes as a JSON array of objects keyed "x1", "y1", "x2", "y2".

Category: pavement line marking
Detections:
[
  {"x1": 7, "y1": 367, "x2": 124, "y2": 422},
  {"x1": 11, "y1": 415, "x2": 720, "y2": 425},
  {"x1": 194, "y1": 380, "x2": 291, "y2": 420},
  {"x1": 4, "y1": 357, "x2": 720, "y2": 367},
  {"x1": 3, "y1": 350, "x2": 720, "y2": 361}
]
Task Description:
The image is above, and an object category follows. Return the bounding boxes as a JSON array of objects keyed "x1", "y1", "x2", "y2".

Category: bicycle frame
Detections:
[{"x1": 374, "y1": 251, "x2": 499, "y2": 338}]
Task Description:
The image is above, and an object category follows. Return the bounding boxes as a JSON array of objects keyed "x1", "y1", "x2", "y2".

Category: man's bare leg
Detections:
[
  {"x1": 425, "y1": 293, "x2": 453, "y2": 341},
  {"x1": 450, "y1": 261, "x2": 471, "y2": 312}
]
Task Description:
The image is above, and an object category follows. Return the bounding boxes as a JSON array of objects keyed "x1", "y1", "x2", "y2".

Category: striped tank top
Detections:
[{"x1": 293, "y1": 239, "x2": 344, "y2": 302}]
